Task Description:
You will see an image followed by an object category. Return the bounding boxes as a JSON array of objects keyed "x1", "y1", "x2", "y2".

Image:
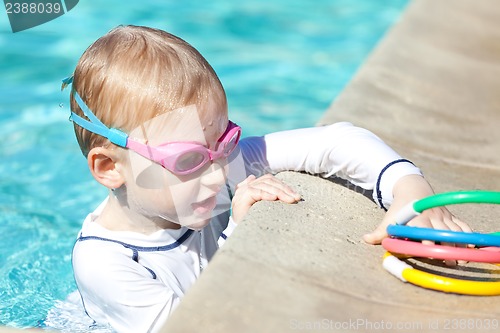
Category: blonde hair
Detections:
[{"x1": 70, "y1": 25, "x2": 227, "y2": 156}]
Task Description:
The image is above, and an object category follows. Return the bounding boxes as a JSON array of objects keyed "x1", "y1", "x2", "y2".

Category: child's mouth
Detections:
[{"x1": 192, "y1": 196, "x2": 217, "y2": 216}]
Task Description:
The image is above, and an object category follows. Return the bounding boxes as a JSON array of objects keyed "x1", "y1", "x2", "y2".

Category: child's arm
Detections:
[
  {"x1": 363, "y1": 174, "x2": 472, "y2": 244},
  {"x1": 230, "y1": 122, "x2": 471, "y2": 242}
]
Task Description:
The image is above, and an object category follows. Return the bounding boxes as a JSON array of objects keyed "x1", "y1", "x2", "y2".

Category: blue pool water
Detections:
[{"x1": 0, "y1": 0, "x2": 408, "y2": 329}]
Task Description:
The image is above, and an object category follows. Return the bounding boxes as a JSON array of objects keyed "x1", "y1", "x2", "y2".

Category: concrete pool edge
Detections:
[{"x1": 161, "y1": 0, "x2": 500, "y2": 332}]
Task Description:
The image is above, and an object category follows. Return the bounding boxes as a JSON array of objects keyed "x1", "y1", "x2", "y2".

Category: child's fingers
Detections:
[
  {"x1": 235, "y1": 174, "x2": 256, "y2": 189},
  {"x1": 450, "y1": 216, "x2": 473, "y2": 233},
  {"x1": 247, "y1": 174, "x2": 301, "y2": 203},
  {"x1": 428, "y1": 217, "x2": 459, "y2": 232},
  {"x1": 362, "y1": 224, "x2": 388, "y2": 245},
  {"x1": 429, "y1": 215, "x2": 462, "y2": 232},
  {"x1": 410, "y1": 208, "x2": 468, "y2": 233},
  {"x1": 231, "y1": 174, "x2": 301, "y2": 223},
  {"x1": 412, "y1": 209, "x2": 474, "y2": 266},
  {"x1": 439, "y1": 215, "x2": 473, "y2": 265},
  {"x1": 406, "y1": 214, "x2": 434, "y2": 246}
]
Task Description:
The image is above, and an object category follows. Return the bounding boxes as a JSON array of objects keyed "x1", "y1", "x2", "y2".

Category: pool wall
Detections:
[
  {"x1": 1, "y1": 0, "x2": 500, "y2": 332},
  {"x1": 160, "y1": 0, "x2": 500, "y2": 332}
]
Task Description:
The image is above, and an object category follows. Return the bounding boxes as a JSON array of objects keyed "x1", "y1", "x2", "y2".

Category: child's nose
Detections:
[{"x1": 200, "y1": 160, "x2": 226, "y2": 190}]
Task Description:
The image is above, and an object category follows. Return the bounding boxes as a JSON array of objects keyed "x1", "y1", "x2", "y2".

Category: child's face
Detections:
[{"x1": 119, "y1": 100, "x2": 236, "y2": 230}]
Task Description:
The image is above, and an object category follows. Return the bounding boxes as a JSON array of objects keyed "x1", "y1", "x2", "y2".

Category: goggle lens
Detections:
[
  {"x1": 222, "y1": 130, "x2": 240, "y2": 156},
  {"x1": 174, "y1": 151, "x2": 207, "y2": 173}
]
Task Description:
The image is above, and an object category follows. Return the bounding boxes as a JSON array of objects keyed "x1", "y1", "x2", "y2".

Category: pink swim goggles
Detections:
[{"x1": 69, "y1": 90, "x2": 241, "y2": 175}]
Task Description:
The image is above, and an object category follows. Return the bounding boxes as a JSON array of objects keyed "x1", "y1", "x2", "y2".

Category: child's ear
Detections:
[{"x1": 87, "y1": 147, "x2": 125, "y2": 189}]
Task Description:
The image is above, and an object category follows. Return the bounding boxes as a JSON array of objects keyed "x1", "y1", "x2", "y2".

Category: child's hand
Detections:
[
  {"x1": 364, "y1": 205, "x2": 471, "y2": 245},
  {"x1": 363, "y1": 174, "x2": 472, "y2": 245},
  {"x1": 231, "y1": 174, "x2": 301, "y2": 223}
]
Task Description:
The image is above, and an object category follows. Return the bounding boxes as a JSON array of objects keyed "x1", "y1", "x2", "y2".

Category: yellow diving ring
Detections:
[{"x1": 382, "y1": 253, "x2": 500, "y2": 296}]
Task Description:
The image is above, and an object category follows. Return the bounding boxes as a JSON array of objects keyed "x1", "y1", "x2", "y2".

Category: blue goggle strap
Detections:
[{"x1": 70, "y1": 91, "x2": 128, "y2": 148}]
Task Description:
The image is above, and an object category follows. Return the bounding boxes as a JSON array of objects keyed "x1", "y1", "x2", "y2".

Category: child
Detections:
[{"x1": 64, "y1": 25, "x2": 470, "y2": 333}]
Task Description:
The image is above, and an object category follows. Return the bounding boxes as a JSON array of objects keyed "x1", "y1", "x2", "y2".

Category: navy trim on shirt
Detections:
[
  {"x1": 375, "y1": 159, "x2": 415, "y2": 211},
  {"x1": 76, "y1": 229, "x2": 195, "y2": 279},
  {"x1": 77, "y1": 229, "x2": 194, "y2": 251}
]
